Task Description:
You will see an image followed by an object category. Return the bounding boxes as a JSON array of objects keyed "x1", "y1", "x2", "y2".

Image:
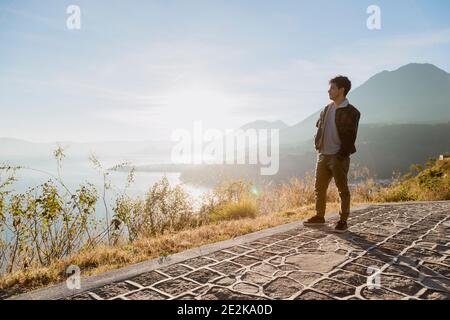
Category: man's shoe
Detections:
[
  {"x1": 334, "y1": 220, "x2": 348, "y2": 233},
  {"x1": 303, "y1": 216, "x2": 326, "y2": 226}
]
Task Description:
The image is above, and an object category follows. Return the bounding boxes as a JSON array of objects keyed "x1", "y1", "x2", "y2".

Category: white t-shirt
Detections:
[{"x1": 319, "y1": 99, "x2": 349, "y2": 155}]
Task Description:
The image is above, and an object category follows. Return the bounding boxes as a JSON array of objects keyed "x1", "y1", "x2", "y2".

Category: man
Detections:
[{"x1": 304, "y1": 76, "x2": 361, "y2": 233}]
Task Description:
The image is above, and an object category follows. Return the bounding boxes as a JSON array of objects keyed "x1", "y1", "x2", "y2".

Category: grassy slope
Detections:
[{"x1": 0, "y1": 202, "x2": 349, "y2": 298}]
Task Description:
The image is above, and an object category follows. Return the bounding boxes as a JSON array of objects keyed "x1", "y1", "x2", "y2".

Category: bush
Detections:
[
  {"x1": 373, "y1": 157, "x2": 450, "y2": 202},
  {"x1": 0, "y1": 165, "x2": 98, "y2": 273},
  {"x1": 210, "y1": 198, "x2": 257, "y2": 222},
  {"x1": 112, "y1": 176, "x2": 198, "y2": 240}
]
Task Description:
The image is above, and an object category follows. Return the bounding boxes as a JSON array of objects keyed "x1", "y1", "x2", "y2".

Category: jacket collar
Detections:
[{"x1": 333, "y1": 98, "x2": 349, "y2": 109}]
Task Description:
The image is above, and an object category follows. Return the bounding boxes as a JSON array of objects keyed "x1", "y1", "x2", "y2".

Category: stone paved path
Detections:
[{"x1": 17, "y1": 202, "x2": 450, "y2": 300}]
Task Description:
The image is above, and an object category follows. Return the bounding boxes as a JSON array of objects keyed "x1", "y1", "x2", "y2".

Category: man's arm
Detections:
[{"x1": 337, "y1": 111, "x2": 360, "y2": 159}]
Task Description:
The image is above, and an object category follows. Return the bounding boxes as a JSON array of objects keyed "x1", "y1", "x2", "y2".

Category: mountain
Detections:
[
  {"x1": 240, "y1": 120, "x2": 288, "y2": 131},
  {"x1": 280, "y1": 63, "x2": 450, "y2": 146},
  {"x1": 180, "y1": 63, "x2": 450, "y2": 186},
  {"x1": 180, "y1": 123, "x2": 450, "y2": 186},
  {"x1": 350, "y1": 63, "x2": 450, "y2": 124}
]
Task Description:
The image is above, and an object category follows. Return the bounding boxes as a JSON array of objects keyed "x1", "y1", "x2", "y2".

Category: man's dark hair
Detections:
[{"x1": 329, "y1": 76, "x2": 352, "y2": 96}]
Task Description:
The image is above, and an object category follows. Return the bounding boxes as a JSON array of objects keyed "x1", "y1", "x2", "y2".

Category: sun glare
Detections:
[{"x1": 164, "y1": 86, "x2": 244, "y2": 128}]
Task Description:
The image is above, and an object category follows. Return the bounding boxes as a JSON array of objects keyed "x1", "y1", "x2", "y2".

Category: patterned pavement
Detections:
[{"x1": 29, "y1": 202, "x2": 450, "y2": 300}]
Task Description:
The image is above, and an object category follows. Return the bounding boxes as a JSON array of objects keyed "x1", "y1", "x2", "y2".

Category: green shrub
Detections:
[
  {"x1": 373, "y1": 158, "x2": 450, "y2": 202},
  {"x1": 112, "y1": 176, "x2": 197, "y2": 240}
]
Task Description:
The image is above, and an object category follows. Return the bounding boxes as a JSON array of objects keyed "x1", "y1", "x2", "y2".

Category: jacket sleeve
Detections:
[
  {"x1": 337, "y1": 111, "x2": 360, "y2": 158},
  {"x1": 314, "y1": 109, "x2": 327, "y2": 151},
  {"x1": 316, "y1": 109, "x2": 324, "y2": 128}
]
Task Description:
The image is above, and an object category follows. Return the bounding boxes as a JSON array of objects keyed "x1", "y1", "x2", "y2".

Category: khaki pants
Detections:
[{"x1": 314, "y1": 154, "x2": 351, "y2": 221}]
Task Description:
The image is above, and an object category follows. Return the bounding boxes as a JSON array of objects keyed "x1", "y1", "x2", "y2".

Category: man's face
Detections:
[{"x1": 328, "y1": 83, "x2": 344, "y2": 101}]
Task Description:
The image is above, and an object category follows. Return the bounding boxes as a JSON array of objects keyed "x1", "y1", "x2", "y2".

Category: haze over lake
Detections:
[{"x1": 2, "y1": 149, "x2": 210, "y2": 224}]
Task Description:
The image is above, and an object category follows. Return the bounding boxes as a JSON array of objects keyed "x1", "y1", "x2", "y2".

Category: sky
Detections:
[{"x1": 1, "y1": 0, "x2": 450, "y2": 143}]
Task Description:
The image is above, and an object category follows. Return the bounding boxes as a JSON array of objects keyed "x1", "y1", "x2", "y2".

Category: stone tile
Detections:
[
  {"x1": 411, "y1": 248, "x2": 444, "y2": 263},
  {"x1": 263, "y1": 277, "x2": 303, "y2": 299},
  {"x1": 277, "y1": 264, "x2": 299, "y2": 271},
  {"x1": 312, "y1": 279, "x2": 355, "y2": 298},
  {"x1": 341, "y1": 262, "x2": 371, "y2": 276},
  {"x1": 231, "y1": 255, "x2": 261, "y2": 266},
  {"x1": 65, "y1": 292, "x2": 96, "y2": 300},
  {"x1": 241, "y1": 271, "x2": 272, "y2": 285},
  {"x1": 91, "y1": 282, "x2": 140, "y2": 299},
  {"x1": 268, "y1": 256, "x2": 283, "y2": 265},
  {"x1": 224, "y1": 246, "x2": 252, "y2": 254},
  {"x1": 434, "y1": 245, "x2": 450, "y2": 254},
  {"x1": 246, "y1": 250, "x2": 274, "y2": 260},
  {"x1": 265, "y1": 244, "x2": 293, "y2": 253},
  {"x1": 352, "y1": 257, "x2": 386, "y2": 268},
  {"x1": 185, "y1": 268, "x2": 222, "y2": 284},
  {"x1": 153, "y1": 278, "x2": 200, "y2": 296},
  {"x1": 304, "y1": 231, "x2": 328, "y2": 239},
  {"x1": 364, "y1": 251, "x2": 395, "y2": 263},
  {"x1": 124, "y1": 289, "x2": 169, "y2": 300},
  {"x1": 129, "y1": 270, "x2": 168, "y2": 286},
  {"x1": 287, "y1": 271, "x2": 322, "y2": 286},
  {"x1": 290, "y1": 235, "x2": 316, "y2": 242},
  {"x1": 270, "y1": 233, "x2": 294, "y2": 240},
  {"x1": 192, "y1": 285, "x2": 210, "y2": 295},
  {"x1": 276, "y1": 240, "x2": 305, "y2": 248},
  {"x1": 256, "y1": 237, "x2": 282, "y2": 245},
  {"x1": 421, "y1": 277, "x2": 450, "y2": 293},
  {"x1": 205, "y1": 250, "x2": 237, "y2": 261},
  {"x1": 419, "y1": 262, "x2": 450, "y2": 278},
  {"x1": 250, "y1": 263, "x2": 279, "y2": 277},
  {"x1": 419, "y1": 289, "x2": 450, "y2": 300},
  {"x1": 379, "y1": 274, "x2": 424, "y2": 296},
  {"x1": 182, "y1": 257, "x2": 216, "y2": 268},
  {"x1": 176, "y1": 294, "x2": 197, "y2": 300},
  {"x1": 360, "y1": 287, "x2": 405, "y2": 300},
  {"x1": 244, "y1": 242, "x2": 267, "y2": 249},
  {"x1": 300, "y1": 242, "x2": 321, "y2": 250},
  {"x1": 294, "y1": 290, "x2": 335, "y2": 300},
  {"x1": 200, "y1": 287, "x2": 265, "y2": 300},
  {"x1": 212, "y1": 275, "x2": 237, "y2": 286},
  {"x1": 209, "y1": 261, "x2": 244, "y2": 274},
  {"x1": 384, "y1": 264, "x2": 420, "y2": 278},
  {"x1": 232, "y1": 282, "x2": 260, "y2": 295},
  {"x1": 285, "y1": 252, "x2": 347, "y2": 273},
  {"x1": 329, "y1": 270, "x2": 367, "y2": 287}
]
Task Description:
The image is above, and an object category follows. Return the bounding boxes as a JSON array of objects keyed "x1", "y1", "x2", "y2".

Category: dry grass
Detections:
[
  {"x1": 0, "y1": 160, "x2": 381, "y2": 297},
  {"x1": 210, "y1": 197, "x2": 258, "y2": 222},
  {"x1": 1, "y1": 200, "x2": 365, "y2": 297},
  {"x1": 4, "y1": 158, "x2": 446, "y2": 298}
]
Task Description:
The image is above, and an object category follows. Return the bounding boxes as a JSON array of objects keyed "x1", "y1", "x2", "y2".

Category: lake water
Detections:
[{"x1": 1, "y1": 154, "x2": 210, "y2": 237}]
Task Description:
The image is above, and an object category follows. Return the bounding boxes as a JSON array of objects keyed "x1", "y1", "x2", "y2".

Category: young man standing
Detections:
[{"x1": 304, "y1": 76, "x2": 361, "y2": 233}]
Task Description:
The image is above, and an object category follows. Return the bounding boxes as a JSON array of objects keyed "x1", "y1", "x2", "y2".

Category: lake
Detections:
[{"x1": 1, "y1": 154, "x2": 210, "y2": 233}]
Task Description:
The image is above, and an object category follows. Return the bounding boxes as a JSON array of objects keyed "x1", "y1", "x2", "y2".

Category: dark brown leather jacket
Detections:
[{"x1": 314, "y1": 103, "x2": 361, "y2": 158}]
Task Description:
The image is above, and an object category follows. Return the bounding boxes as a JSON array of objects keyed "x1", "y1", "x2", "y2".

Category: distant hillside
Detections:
[
  {"x1": 240, "y1": 120, "x2": 288, "y2": 131},
  {"x1": 180, "y1": 123, "x2": 450, "y2": 187},
  {"x1": 0, "y1": 137, "x2": 174, "y2": 163},
  {"x1": 280, "y1": 63, "x2": 450, "y2": 146}
]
